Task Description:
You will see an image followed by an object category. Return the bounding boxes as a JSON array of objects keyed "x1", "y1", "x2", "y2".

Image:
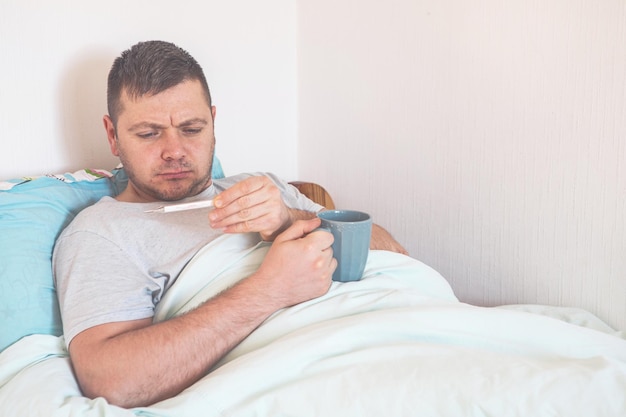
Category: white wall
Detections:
[
  {"x1": 298, "y1": 0, "x2": 626, "y2": 330},
  {"x1": 0, "y1": 0, "x2": 297, "y2": 179}
]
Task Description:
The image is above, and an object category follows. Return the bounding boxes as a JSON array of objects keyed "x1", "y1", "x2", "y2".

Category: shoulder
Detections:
[
  {"x1": 56, "y1": 196, "x2": 141, "y2": 244},
  {"x1": 58, "y1": 196, "x2": 113, "y2": 232}
]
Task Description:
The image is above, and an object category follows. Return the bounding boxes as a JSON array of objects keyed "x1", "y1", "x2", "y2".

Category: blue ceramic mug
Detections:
[{"x1": 316, "y1": 210, "x2": 372, "y2": 282}]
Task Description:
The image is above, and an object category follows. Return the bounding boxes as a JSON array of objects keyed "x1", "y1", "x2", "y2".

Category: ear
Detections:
[
  {"x1": 211, "y1": 105, "x2": 216, "y2": 121},
  {"x1": 103, "y1": 115, "x2": 120, "y2": 157}
]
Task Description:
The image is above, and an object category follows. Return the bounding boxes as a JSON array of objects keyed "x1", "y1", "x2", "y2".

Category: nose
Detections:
[{"x1": 160, "y1": 131, "x2": 186, "y2": 161}]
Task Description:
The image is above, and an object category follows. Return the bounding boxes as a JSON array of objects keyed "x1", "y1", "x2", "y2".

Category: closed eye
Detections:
[
  {"x1": 182, "y1": 127, "x2": 203, "y2": 136},
  {"x1": 178, "y1": 118, "x2": 208, "y2": 136},
  {"x1": 137, "y1": 131, "x2": 159, "y2": 139}
]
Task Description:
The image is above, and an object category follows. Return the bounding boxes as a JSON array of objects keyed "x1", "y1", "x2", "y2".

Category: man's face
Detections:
[{"x1": 104, "y1": 80, "x2": 216, "y2": 202}]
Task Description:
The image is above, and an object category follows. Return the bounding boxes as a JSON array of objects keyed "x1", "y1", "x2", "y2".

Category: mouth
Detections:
[{"x1": 158, "y1": 170, "x2": 193, "y2": 180}]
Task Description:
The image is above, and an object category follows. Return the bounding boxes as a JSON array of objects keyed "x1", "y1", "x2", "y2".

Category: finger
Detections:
[
  {"x1": 327, "y1": 256, "x2": 338, "y2": 275},
  {"x1": 304, "y1": 226, "x2": 335, "y2": 250},
  {"x1": 319, "y1": 253, "x2": 337, "y2": 286},
  {"x1": 274, "y1": 218, "x2": 321, "y2": 243},
  {"x1": 212, "y1": 196, "x2": 291, "y2": 237},
  {"x1": 308, "y1": 227, "x2": 334, "y2": 248},
  {"x1": 301, "y1": 216, "x2": 322, "y2": 235},
  {"x1": 210, "y1": 180, "x2": 281, "y2": 227},
  {"x1": 221, "y1": 211, "x2": 274, "y2": 234},
  {"x1": 213, "y1": 176, "x2": 269, "y2": 210},
  {"x1": 210, "y1": 191, "x2": 266, "y2": 224},
  {"x1": 211, "y1": 201, "x2": 267, "y2": 229}
]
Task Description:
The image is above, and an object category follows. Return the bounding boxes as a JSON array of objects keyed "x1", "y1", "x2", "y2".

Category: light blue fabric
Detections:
[
  {"x1": 0, "y1": 157, "x2": 224, "y2": 352},
  {"x1": 211, "y1": 155, "x2": 224, "y2": 180}
]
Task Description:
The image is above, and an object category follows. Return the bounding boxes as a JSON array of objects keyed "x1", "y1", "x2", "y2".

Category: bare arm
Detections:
[
  {"x1": 69, "y1": 218, "x2": 335, "y2": 408},
  {"x1": 370, "y1": 223, "x2": 408, "y2": 255}
]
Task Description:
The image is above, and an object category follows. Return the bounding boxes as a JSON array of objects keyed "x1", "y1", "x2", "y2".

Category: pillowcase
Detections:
[{"x1": 0, "y1": 158, "x2": 224, "y2": 352}]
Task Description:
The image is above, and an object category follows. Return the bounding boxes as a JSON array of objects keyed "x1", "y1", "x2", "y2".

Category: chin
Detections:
[{"x1": 157, "y1": 179, "x2": 210, "y2": 201}]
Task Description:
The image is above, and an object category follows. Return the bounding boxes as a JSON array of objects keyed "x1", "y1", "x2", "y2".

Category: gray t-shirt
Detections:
[{"x1": 53, "y1": 173, "x2": 323, "y2": 346}]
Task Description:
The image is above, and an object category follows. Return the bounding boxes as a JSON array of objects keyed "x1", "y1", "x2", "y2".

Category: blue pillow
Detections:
[{"x1": 0, "y1": 158, "x2": 224, "y2": 352}]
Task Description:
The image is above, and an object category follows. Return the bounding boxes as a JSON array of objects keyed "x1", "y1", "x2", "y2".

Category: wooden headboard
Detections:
[{"x1": 290, "y1": 181, "x2": 335, "y2": 210}]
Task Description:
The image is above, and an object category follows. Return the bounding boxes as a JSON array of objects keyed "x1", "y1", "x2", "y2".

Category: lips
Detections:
[{"x1": 158, "y1": 170, "x2": 192, "y2": 180}]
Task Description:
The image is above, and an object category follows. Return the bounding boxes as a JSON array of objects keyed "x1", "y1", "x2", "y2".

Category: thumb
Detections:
[{"x1": 274, "y1": 218, "x2": 321, "y2": 243}]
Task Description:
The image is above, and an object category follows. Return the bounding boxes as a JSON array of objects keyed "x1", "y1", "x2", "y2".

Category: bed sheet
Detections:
[{"x1": 1, "y1": 234, "x2": 625, "y2": 416}]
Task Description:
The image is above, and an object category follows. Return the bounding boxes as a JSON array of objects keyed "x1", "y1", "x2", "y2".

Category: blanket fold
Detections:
[{"x1": 2, "y1": 234, "x2": 625, "y2": 416}]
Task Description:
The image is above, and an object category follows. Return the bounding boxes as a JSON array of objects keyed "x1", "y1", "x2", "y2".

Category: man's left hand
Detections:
[{"x1": 209, "y1": 176, "x2": 294, "y2": 241}]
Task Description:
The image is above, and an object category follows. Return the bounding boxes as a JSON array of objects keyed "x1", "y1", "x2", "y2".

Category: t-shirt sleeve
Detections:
[
  {"x1": 53, "y1": 230, "x2": 165, "y2": 346},
  {"x1": 262, "y1": 172, "x2": 325, "y2": 213}
]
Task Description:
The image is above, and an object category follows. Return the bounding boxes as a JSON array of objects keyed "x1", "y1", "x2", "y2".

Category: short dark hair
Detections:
[{"x1": 107, "y1": 40, "x2": 212, "y2": 125}]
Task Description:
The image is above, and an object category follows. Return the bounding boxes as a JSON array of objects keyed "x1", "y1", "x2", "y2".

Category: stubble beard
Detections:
[{"x1": 120, "y1": 156, "x2": 213, "y2": 202}]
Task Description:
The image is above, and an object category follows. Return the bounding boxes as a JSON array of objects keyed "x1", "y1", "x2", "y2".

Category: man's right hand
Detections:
[{"x1": 250, "y1": 217, "x2": 336, "y2": 310}]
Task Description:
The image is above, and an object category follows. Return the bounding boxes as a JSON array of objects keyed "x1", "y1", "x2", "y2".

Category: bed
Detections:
[{"x1": 1, "y1": 163, "x2": 625, "y2": 416}]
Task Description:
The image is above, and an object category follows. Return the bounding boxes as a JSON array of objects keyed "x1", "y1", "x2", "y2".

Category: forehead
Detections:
[{"x1": 118, "y1": 80, "x2": 212, "y2": 124}]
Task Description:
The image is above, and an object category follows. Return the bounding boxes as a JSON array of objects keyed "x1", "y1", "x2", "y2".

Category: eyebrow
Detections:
[
  {"x1": 177, "y1": 118, "x2": 209, "y2": 128},
  {"x1": 127, "y1": 122, "x2": 166, "y2": 132},
  {"x1": 127, "y1": 118, "x2": 209, "y2": 132}
]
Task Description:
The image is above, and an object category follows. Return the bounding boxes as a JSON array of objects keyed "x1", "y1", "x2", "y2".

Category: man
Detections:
[{"x1": 53, "y1": 40, "x2": 406, "y2": 408}]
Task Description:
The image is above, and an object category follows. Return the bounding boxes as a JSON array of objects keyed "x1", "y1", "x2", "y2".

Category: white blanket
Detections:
[{"x1": 1, "y1": 234, "x2": 626, "y2": 416}]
